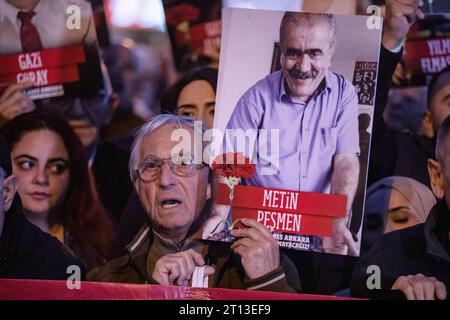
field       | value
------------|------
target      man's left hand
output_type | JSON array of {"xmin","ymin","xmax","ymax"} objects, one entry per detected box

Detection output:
[
  {"xmin": 392, "ymin": 274, "xmax": 447, "ymax": 300},
  {"xmin": 230, "ymin": 218, "xmax": 280, "ymax": 280}
]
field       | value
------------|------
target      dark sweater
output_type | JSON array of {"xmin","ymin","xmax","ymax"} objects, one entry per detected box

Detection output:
[{"xmin": 0, "ymin": 196, "xmax": 85, "ymax": 280}]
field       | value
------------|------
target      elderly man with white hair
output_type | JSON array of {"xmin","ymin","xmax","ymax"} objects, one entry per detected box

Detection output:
[{"xmin": 89, "ymin": 114, "xmax": 301, "ymax": 292}]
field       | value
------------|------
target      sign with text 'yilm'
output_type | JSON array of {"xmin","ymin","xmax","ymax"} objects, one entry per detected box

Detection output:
[
  {"xmin": 204, "ymin": 8, "xmax": 382, "ymax": 257},
  {"xmin": 403, "ymin": 14, "xmax": 450, "ymax": 87},
  {"xmin": 0, "ymin": 0, "xmax": 104, "ymax": 100}
]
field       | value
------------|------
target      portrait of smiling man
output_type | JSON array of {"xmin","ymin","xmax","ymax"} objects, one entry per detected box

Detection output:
[{"xmin": 224, "ymin": 11, "xmax": 361, "ymax": 255}]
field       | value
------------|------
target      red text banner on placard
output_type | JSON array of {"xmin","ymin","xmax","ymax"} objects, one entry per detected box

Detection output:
[
  {"xmin": 0, "ymin": 66, "xmax": 80, "ymax": 87},
  {"xmin": 0, "ymin": 44, "xmax": 86, "ymax": 75},
  {"xmin": 215, "ymin": 184, "xmax": 346, "ymax": 237},
  {"xmin": 404, "ymin": 37, "xmax": 450, "ymax": 74}
]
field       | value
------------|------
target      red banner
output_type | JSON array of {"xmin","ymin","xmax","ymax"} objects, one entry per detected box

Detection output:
[
  {"xmin": 404, "ymin": 37, "xmax": 450, "ymax": 75},
  {"xmin": 0, "ymin": 66, "xmax": 80, "ymax": 87},
  {"xmin": 216, "ymin": 184, "xmax": 346, "ymax": 237},
  {"xmin": 0, "ymin": 44, "xmax": 86, "ymax": 75},
  {"xmin": 0, "ymin": 279, "xmax": 357, "ymax": 300}
]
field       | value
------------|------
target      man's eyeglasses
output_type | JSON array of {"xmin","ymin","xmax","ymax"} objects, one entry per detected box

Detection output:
[{"xmin": 136, "ymin": 156, "xmax": 209, "ymax": 183}]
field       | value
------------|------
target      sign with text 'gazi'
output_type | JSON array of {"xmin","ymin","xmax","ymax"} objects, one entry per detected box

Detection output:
[{"xmin": 0, "ymin": 45, "xmax": 86, "ymax": 97}]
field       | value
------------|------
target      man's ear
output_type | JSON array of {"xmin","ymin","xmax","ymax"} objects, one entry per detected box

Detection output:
[
  {"xmin": 428, "ymin": 159, "xmax": 444, "ymax": 199},
  {"xmin": 422, "ymin": 111, "xmax": 435, "ymax": 138},
  {"xmin": 3, "ymin": 176, "xmax": 17, "ymax": 212}
]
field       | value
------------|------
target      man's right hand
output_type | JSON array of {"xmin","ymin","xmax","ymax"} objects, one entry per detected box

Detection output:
[
  {"xmin": 0, "ymin": 82, "xmax": 36, "ymax": 125},
  {"xmin": 392, "ymin": 273, "xmax": 447, "ymax": 300},
  {"xmin": 152, "ymin": 249, "xmax": 215, "ymax": 286},
  {"xmin": 382, "ymin": 0, "xmax": 425, "ymax": 51}
]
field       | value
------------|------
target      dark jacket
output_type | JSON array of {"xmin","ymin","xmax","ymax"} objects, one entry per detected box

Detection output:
[
  {"xmin": 92, "ymin": 141, "xmax": 134, "ymax": 225},
  {"xmin": 111, "ymin": 191, "xmax": 147, "ymax": 258},
  {"xmin": 89, "ymin": 224, "xmax": 302, "ymax": 293},
  {"xmin": 0, "ymin": 196, "xmax": 86, "ymax": 280},
  {"xmin": 350, "ymin": 199, "xmax": 450, "ymax": 299}
]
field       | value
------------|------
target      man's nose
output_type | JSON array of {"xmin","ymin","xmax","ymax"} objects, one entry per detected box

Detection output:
[
  {"xmin": 295, "ymin": 54, "xmax": 311, "ymax": 72},
  {"xmin": 159, "ymin": 162, "xmax": 176, "ymax": 189}
]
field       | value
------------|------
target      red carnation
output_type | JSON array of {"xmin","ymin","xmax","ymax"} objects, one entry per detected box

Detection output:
[{"xmin": 211, "ymin": 152, "xmax": 256, "ymax": 179}]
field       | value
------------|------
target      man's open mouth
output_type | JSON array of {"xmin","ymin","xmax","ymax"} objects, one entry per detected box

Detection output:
[{"xmin": 160, "ymin": 199, "xmax": 182, "ymax": 209}]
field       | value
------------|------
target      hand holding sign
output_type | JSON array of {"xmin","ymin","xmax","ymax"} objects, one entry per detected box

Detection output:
[
  {"xmin": 383, "ymin": 0, "xmax": 425, "ymax": 51},
  {"xmin": 392, "ymin": 273, "xmax": 447, "ymax": 300},
  {"xmin": 230, "ymin": 218, "xmax": 280, "ymax": 280},
  {"xmin": 0, "ymin": 82, "xmax": 35, "ymax": 126}
]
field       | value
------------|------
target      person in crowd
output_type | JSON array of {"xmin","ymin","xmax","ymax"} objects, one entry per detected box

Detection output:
[
  {"xmin": 0, "ymin": 0, "xmax": 132, "ymax": 224},
  {"xmin": 362, "ymin": 176, "xmax": 436, "ymax": 253},
  {"xmin": 383, "ymin": 88, "xmax": 428, "ymax": 136},
  {"xmin": 161, "ymin": 66, "xmax": 217, "ymax": 129},
  {"xmin": 369, "ymin": 64, "xmax": 450, "ymax": 188},
  {"xmin": 1, "ymin": 111, "xmax": 112, "ymax": 270},
  {"xmin": 89, "ymin": 114, "xmax": 301, "ymax": 292},
  {"xmin": 111, "ymin": 66, "xmax": 218, "ymax": 258},
  {"xmin": 101, "ymin": 43, "xmax": 166, "ymax": 140},
  {"xmin": 0, "ymin": 69, "xmax": 134, "ymax": 226},
  {"xmin": 351, "ymin": 115, "xmax": 450, "ymax": 300},
  {"xmin": 0, "ymin": 134, "xmax": 85, "ymax": 279}
]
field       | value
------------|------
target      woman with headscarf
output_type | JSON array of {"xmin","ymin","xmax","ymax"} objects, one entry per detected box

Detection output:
[{"xmin": 362, "ymin": 176, "xmax": 436, "ymax": 254}]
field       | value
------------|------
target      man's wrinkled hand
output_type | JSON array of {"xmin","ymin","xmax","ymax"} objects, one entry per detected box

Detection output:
[
  {"xmin": 152, "ymin": 249, "xmax": 215, "ymax": 286},
  {"xmin": 392, "ymin": 274, "xmax": 447, "ymax": 300},
  {"xmin": 230, "ymin": 218, "xmax": 280, "ymax": 280}
]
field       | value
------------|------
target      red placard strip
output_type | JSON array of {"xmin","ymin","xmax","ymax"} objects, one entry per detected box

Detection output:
[
  {"xmin": 0, "ymin": 279, "xmax": 359, "ymax": 300},
  {"xmin": 0, "ymin": 66, "xmax": 80, "ymax": 87},
  {"xmin": 215, "ymin": 184, "xmax": 346, "ymax": 236},
  {"xmin": 216, "ymin": 184, "xmax": 346, "ymax": 217},
  {"xmin": 0, "ymin": 44, "xmax": 86, "ymax": 75},
  {"xmin": 233, "ymin": 207, "xmax": 333, "ymax": 236}
]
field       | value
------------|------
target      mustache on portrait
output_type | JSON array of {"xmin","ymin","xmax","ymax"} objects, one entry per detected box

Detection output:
[{"xmin": 289, "ymin": 68, "xmax": 318, "ymax": 80}]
